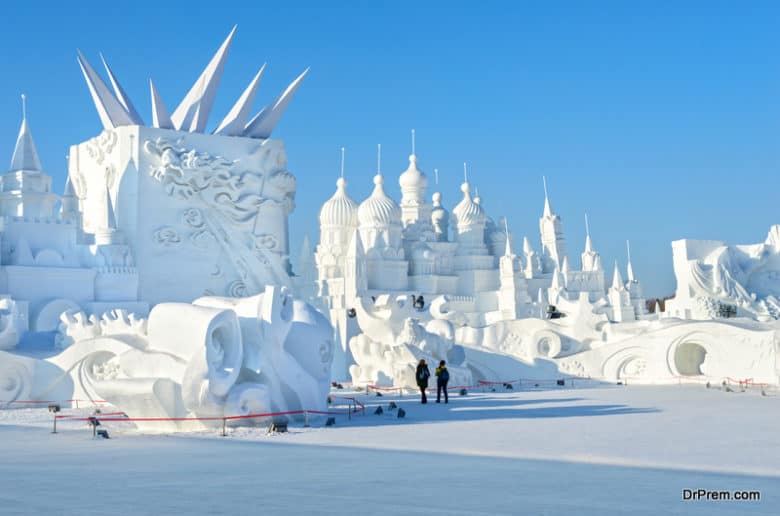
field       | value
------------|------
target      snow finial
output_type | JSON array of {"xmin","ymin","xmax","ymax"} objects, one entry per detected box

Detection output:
[
  {"xmin": 543, "ymin": 176, "xmax": 552, "ymax": 217},
  {"xmin": 585, "ymin": 212, "xmax": 591, "ymax": 237},
  {"xmin": 434, "ymin": 168, "xmax": 439, "ymax": 186},
  {"xmin": 21, "ymin": 93, "xmax": 26, "ymax": 121},
  {"xmin": 340, "ymin": 147, "xmax": 345, "ymax": 179},
  {"xmin": 463, "ymin": 162, "xmax": 468, "ymax": 184},
  {"xmin": 411, "ymin": 128, "xmax": 416, "ymax": 156},
  {"xmin": 376, "ymin": 144, "xmax": 381, "ymax": 175},
  {"xmin": 626, "ymin": 240, "xmax": 635, "ymax": 282}
]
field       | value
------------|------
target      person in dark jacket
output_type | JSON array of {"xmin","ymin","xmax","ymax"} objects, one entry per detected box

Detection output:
[
  {"xmin": 435, "ymin": 360, "xmax": 450, "ymax": 403},
  {"xmin": 415, "ymin": 359, "xmax": 431, "ymax": 404}
]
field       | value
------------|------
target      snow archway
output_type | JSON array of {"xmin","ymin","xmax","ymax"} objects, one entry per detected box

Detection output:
[{"xmin": 674, "ymin": 342, "xmax": 708, "ymax": 376}]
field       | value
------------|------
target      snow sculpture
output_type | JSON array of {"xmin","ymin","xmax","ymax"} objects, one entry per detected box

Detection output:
[
  {"xmin": 70, "ymin": 28, "xmax": 307, "ymax": 305},
  {"xmin": 0, "ymin": 287, "xmax": 332, "ymax": 431},
  {"xmin": 348, "ymin": 295, "xmax": 473, "ymax": 389},
  {"xmin": 666, "ymin": 226, "xmax": 780, "ymax": 321}
]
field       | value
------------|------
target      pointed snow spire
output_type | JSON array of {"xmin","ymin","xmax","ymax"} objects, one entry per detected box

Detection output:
[
  {"xmin": 149, "ymin": 79, "xmax": 174, "ymax": 129},
  {"xmin": 542, "ymin": 176, "xmax": 552, "ymax": 217},
  {"xmin": 626, "ymin": 240, "xmax": 635, "ymax": 282},
  {"xmin": 171, "ymin": 26, "xmax": 237, "ymax": 133},
  {"xmin": 550, "ymin": 265, "xmax": 563, "ymax": 291},
  {"xmin": 504, "ymin": 219, "xmax": 512, "ymax": 256},
  {"xmin": 523, "ymin": 235, "xmax": 533, "ymax": 254},
  {"xmin": 100, "ymin": 53, "xmax": 144, "ymax": 124},
  {"xmin": 561, "ymin": 255, "xmax": 570, "ymax": 275},
  {"xmin": 64, "ymin": 176, "xmax": 76, "ymax": 196},
  {"xmin": 612, "ymin": 261, "xmax": 624, "ymax": 290},
  {"xmin": 10, "ymin": 94, "xmax": 42, "ymax": 173},
  {"xmin": 60, "ymin": 176, "xmax": 79, "ymax": 221},
  {"xmin": 584, "ymin": 212, "xmax": 593, "ymax": 252},
  {"xmin": 76, "ymin": 50, "xmax": 136, "ymax": 130},
  {"xmin": 214, "ymin": 64, "xmax": 266, "ymax": 136},
  {"xmin": 243, "ymin": 67, "xmax": 309, "ymax": 138}
]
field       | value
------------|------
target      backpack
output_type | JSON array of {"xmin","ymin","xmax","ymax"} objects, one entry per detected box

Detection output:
[
  {"xmin": 439, "ymin": 368, "xmax": 450, "ymax": 382},
  {"xmin": 417, "ymin": 366, "xmax": 430, "ymax": 382}
]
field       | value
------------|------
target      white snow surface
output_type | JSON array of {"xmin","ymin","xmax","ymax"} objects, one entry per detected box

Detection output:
[{"xmin": 0, "ymin": 385, "xmax": 777, "ymax": 515}]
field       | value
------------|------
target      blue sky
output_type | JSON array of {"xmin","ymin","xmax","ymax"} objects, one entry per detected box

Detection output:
[{"xmin": 1, "ymin": 1, "xmax": 778, "ymax": 297}]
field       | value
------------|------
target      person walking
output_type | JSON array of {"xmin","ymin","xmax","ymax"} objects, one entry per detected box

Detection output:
[
  {"xmin": 415, "ymin": 359, "xmax": 431, "ymax": 404},
  {"xmin": 435, "ymin": 360, "xmax": 450, "ymax": 403}
]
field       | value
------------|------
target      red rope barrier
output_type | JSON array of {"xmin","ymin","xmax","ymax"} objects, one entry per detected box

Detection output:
[{"xmin": 56, "ymin": 408, "xmax": 342, "ymax": 423}]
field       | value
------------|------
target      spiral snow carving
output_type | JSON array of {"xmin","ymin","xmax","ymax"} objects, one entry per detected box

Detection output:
[
  {"xmin": 147, "ymin": 303, "xmax": 243, "ymax": 402},
  {"xmin": 0, "ymin": 359, "xmax": 33, "ymax": 405}
]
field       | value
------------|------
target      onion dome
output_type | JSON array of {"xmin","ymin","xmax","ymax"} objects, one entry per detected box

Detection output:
[
  {"xmin": 452, "ymin": 182, "xmax": 485, "ymax": 227},
  {"xmin": 358, "ymin": 174, "xmax": 401, "ymax": 227},
  {"xmin": 319, "ymin": 177, "xmax": 358, "ymax": 227},
  {"xmin": 399, "ymin": 154, "xmax": 427, "ymax": 204}
]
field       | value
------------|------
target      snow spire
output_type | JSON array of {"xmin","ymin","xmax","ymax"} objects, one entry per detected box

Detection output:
[
  {"xmin": 561, "ymin": 255, "xmax": 570, "ymax": 275},
  {"xmin": 523, "ymin": 235, "xmax": 533, "ymax": 254},
  {"xmin": 550, "ymin": 265, "xmax": 563, "ymax": 291},
  {"xmin": 105, "ymin": 185, "xmax": 117, "ymax": 230},
  {"xmin": 504, "ymin": 218, "xmax": 512, "ymax": 257},
  {"xmin": 626, "ymin": 240, "xmax": 635, "ymax": 282},
  {"xmin": 434, "ymin": 168, "xmax": 439, "ymax": 186},
  {"xmin": 171, "ymin": 26, "xmax": 237, "ymax": 132},
  {"xmin": 542, "ymin": 176, "xmax": 552, "ymax": 217},
  {"xmin": 376, "ymin": 144, "xmax": 380, "ymax": 176},
  {"xmin": 10, "ymin": 94, "xmax": 42, "ymax": 173},
  {"xmin": 584, "ymin": 212, "xmax": 593, "ymax": 252},
  {"xmin": 149, "ymin": 79, "xmax": 174, "ymax": 129},
  {"xmin": 64, "ymin": 176, "xmax": 76, "ymax": 197},
  {"xmin": 214, "ymin": 64, "xmax": 266, "ymax": 136},
  {"xmin": 411, "ymin": 128, "xmax": 416, "ymax": 156},
  {"xmin": 341, "ymin": 146, "xmax": 346, "ymax": 179},
  {"xmin": 612, "ymin": 261, "xmax": 624, "ymax": 289},
  {"xmin": 463, "ymin": 162, "xmax": 468, "ymax": 184},
  {"xmin": 100, "ymin": 53, "xmax": 144, "ymax": 124},
  {"xmin": 243, "ymin": 67, "xmax": 309, "ymax": 138}
]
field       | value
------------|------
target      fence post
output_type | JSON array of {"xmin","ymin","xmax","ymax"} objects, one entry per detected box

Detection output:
[
  {"xmin": 304, "ymin": 410, "xmax": 310, "ymax": 428},
  {"xmin": 221, "ymin": 417, "xmax": 227, "ymax": 437},
  {"xmin": 51, "ymin": 415, "xmax": 57, "ymax": 434}
]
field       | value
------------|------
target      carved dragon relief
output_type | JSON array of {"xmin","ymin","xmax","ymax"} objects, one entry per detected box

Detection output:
[{"xmin": 143, "ymin": 137, "xmax": 295, "ymax": 295}]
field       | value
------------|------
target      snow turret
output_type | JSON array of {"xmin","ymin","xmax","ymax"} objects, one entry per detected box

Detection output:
[{"xmin": 538, "ymin": 176, "xmax": 567, "ymax": 274}]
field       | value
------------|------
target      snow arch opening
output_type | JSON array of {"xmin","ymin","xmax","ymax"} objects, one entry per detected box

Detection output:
[{"xmin": 674, "ymin": 342, "xmax": 707, "ymax": 376}]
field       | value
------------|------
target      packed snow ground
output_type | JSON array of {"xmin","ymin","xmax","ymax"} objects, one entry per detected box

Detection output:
[{"xmin": 0, "ymin": 385, "xmax": 777, "ymax": 515}]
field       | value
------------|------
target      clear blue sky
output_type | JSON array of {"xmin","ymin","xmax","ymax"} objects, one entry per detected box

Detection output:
[{"xmin": 1, "ymin": 1, "xmax": 778, "ymax": 297}]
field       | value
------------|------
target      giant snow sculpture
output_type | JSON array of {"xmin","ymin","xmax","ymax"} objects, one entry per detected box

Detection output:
[
  {"xmin": 0, "ymin": 27, "xmax": 334, "ymax": 430},
  {"xmin": 0, "ymin": 286, "xmax": 332, "ymax": 431},
  {"xmin": 665, "ymin": 226, "xmax": 780, "ymax": 321}
]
